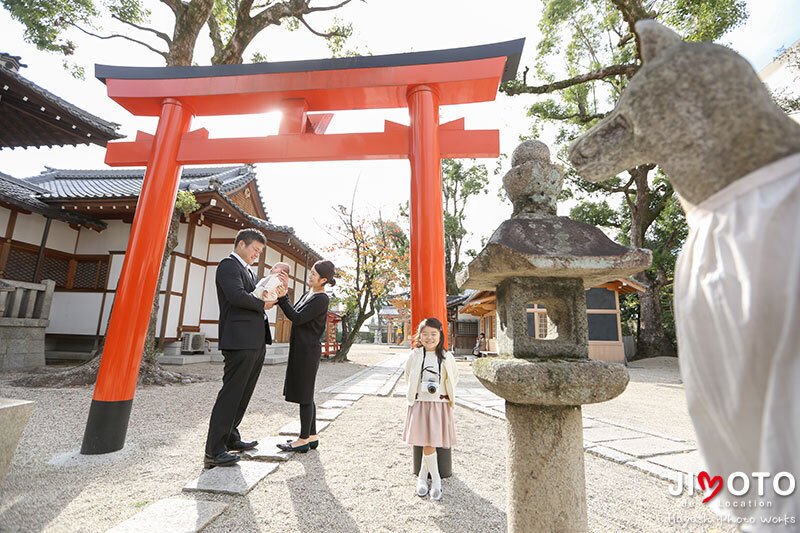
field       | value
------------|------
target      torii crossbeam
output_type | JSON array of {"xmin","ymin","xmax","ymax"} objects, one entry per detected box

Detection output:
[{"xmin": 82, "ymin": 39, "xmax": 524, "ymax": 454}]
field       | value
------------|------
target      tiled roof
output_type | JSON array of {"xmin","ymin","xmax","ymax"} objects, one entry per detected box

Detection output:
[
  {"xmin": 0, "ymin": 171, "xmax": 105, "ymax": 228},
  {"xmin": 26, "ymin": 165, "xmax": 254, "ymax": 199},
  {"xmin": 0, "ymin": 58, "xmax": 122, "ymax": 148}
]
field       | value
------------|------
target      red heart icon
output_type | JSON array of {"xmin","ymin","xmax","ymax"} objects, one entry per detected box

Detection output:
[{"xmin": 698, "ymin": 471, "xmax": 723, "ymax": 503}]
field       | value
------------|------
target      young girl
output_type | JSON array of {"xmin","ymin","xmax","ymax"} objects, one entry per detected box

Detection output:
[{"xmin": 403, "ymin": 317, "xmax": 459, "ymax": 500}]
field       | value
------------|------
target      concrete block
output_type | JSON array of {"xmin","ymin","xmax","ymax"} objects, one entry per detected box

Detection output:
[
  {"xmin": 183, "ymin": 461, "xmax": 278, "ymax": 495},
  {"xmin": 583, "ymin": 425, "xmax": 644, "ymax": 442},
  {"xmin": 0, "ymin": 398, "xmax": 34, "ymax": 483},
  {"xmin": 107, "ymin": 498, "xmax": 228, "ymax": 533},
  {"xmin": 315, "ymin": 409, "xmax": 343, "ymax": 421},
  {"xmin": 333, "ymin": 394, "xmax": 362, "ymax": 401},
  {"xmin": 242, "ymin": 437, "xmax": 292, "ymax": 462}
]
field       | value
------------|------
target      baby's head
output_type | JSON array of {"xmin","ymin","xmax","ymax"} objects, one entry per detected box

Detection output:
[{"xmin": 270, "ymin": 262, "xmax": 291, "ymax": 276}]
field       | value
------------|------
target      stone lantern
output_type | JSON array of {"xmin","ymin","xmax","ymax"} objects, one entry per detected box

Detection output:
[{"xmin": 460, "ymin": 140, "xmax": 651, "ymax": 532}]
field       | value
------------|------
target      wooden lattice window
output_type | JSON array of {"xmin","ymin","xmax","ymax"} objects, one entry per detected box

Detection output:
[
  {"xmin": 40, "ymin": 254, "xmax": 69, "ymax": 287},
  {"xmin": 73, "ymin": 258, "xmax": 110, "ymax": 290},
  {"xmin": 457, "ymin": 321, "xmax": 478, "ymax": 335},
  {"xmin": 3, "ymin": 246, "xmax": 37, "ymax": 282}
]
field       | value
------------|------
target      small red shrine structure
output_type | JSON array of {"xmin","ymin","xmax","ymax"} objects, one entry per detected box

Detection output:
[{"xmin": 81, "ymin": 40, "xmax": 524, "ymax": 454}]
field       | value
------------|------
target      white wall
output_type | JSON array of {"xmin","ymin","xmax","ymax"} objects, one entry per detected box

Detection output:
[
  {"xmin": 175, "ymin": 222, "xmax": 188, "ymax": 255},
  {"xmin": 170, "ymin": 256, "xmax": 187, "ymax": 292},
  {"xmin": 45, "ymin": 219, "xmax": 79, "ymax": 253},
  {"xmin": 211, "ymin": 225, "xmax": 237, "ymax": 239},
  {"xmin": 107, "ymin": 254, "xmax": 126, "ymax": 290},
  {"xmin": 0, "ymin": 206, "xmax": 10, "ymax": 236},
  {"xmin": 208, "ymin": 244, "xmax": 232, "ymax": 263},
  {"xmin": 182, "ymin": 263, "xmax": 205, "ymax": 327},
  {"xmin": 192, "ymin": 224, "xmax": 211, "ymax": 260},
  {"xmin": 201, "ymin": 265, "xmax": 219, "ymax": 322},
  {"xmin": 265, "ymin": 246, "xmax": 281, "ymax": 267},
  {"xmin": 77, "ymin": 220, "xmax": 130, "ymax": 254},
  {"xmin": 11, "ymin": 211, "xmax": 46, "ymax": 245},
  {"xmin": 48, "ymin": 292, "xmax": 104, "ymax": 335}
]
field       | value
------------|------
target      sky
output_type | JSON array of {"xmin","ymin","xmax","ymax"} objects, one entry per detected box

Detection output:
[{"xmin": 1, "ymin": 0, "xmax": 799, "ymax": 261}]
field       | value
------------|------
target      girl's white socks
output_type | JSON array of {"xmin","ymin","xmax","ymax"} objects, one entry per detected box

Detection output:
[
  {"xmin": 424, "ymin": 452, "xmax": 442, "ymax": 501},
  {"xmin": 416, "ymin": 456, "xmax": 430, "ymax": 497}
]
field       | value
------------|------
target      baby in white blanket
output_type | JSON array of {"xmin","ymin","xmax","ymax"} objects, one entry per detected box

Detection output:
[{"xmin": 252, "ymin": 262, "xmax": 290, "ymax": 301}]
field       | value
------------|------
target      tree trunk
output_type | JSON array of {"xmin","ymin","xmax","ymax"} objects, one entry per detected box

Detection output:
[
  {"xmin": 333, "ymin": 309, "xmax": 374, "ymax": 362},
  {"xmin": 167, "ymin": 0, "xmax": 215, "ymax": 66},
  {"xmin": 628, "ymin": 165, "xmax": 676, "ymax": 359}
]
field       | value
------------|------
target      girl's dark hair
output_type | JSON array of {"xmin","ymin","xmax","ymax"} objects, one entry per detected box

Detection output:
[
  {"xmin": 414, "ymin": 317, "xmax": 445, "ymax": 360},
  {"xmin": 313, "ymin": 260, "xmax": 336, "ymax": 287}
]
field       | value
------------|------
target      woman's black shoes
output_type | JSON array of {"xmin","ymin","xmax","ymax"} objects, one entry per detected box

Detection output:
[
  {"xmin": 277, "ymin": 442, "xmax": 310, "ymax": 453},
  {"xmin": 309, "ymin": 440, "xmax": 319, "ymax": 450}
]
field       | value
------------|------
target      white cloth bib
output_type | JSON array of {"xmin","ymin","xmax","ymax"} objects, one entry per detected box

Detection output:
[{"xmin": 675, "ymin": 152, "xmax": 800, "ymax": 526}]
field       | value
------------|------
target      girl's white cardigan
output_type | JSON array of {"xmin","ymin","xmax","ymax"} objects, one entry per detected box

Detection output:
[{"xmin": 404, "ymin": 347, "xmax": 459, "ymax": 407}]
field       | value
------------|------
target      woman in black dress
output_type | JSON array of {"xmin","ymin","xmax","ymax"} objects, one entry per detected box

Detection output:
[{"xmin": 276, "ymin": 260, "xmax": 336, "ymax": 453}]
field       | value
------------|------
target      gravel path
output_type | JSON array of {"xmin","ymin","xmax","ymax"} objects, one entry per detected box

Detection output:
[{"xmin": 1, "ymin": 351, "xmax": 731, "ymax": 532}]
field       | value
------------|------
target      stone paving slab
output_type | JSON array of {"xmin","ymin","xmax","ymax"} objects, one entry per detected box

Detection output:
[
  {"xmin": 320, "ymin": 400, "xmax": 353, "ymax": 409},
  {"xmin": 183, "ymin": 461, "xmax": 278, "ymax": 495},
  {"xmin": 321, "ymin": 354, "xmax": 406, "ymax": 395},
  {"xmin": 278, "ymin": 420, "xmax": 330, "ymax": 436},
  {"xmin": 585, "ymin": 445, "xmax": 638, "ymax": 465},
  {"xmin": 107, "ymin": 498, "xmax": 228, "ymax": 533},
  {"xmin": 583, "ymin": 425, "xmax": 647, "ymax": 442},
  {"xmin": 581, "ymin": 418, "xmax": 604, "ymax": 428},
  {"xmin": 242, "ymin": 436, "xmax": 292, "ymax": 462},
  {"xmin": 315, "ymin": 408, "xmax": 344, "ymax": 421},
  {"xmin": 647, "ymin": 450, "xmax": 706, "ymax": 474},
  {"xmin": 600, "ymin": 436, "xmax": 696, "ymax": 458},
  {"xmin": 334, "ymin": 393, "xmax": 363, "ymax": 401},
  {"xmin": 628, "ymin": 459, "xmax": 684, "ymax": 483}
]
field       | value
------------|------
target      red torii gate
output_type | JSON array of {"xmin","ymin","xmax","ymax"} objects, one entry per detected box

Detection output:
[{"xmin": 81, "ymin": 40, "xmax": 524, "ymax": 454}]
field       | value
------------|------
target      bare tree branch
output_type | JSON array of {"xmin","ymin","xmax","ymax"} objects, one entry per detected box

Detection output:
[
  {"xmin": 71, "ymin": 24, "xmax": 168, "ymax": 60},
  {"xmin": 297, "ymin": 15, "xmax": 343, "ymax": 37},
  {"xmin": 502, "ymin": 63, "xmax": 638, "ymax": 95},
  {"xmin": 160, "ymin": 0, "xmax": 182, "ymax": 15},
  {"xmin": 207, "ymin": 14, "xmax": 225, "ymax": 58},
  {"xmin": 305, "ymin": 0, "xmax": 354, "ymax": 13},
  {"xmin": 111, "ymin": 14, "xmax": 172, "ymax": 45}
]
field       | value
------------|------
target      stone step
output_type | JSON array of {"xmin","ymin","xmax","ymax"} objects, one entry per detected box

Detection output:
[
  {"xmin": 333, "ymin": 393, "xmax": 362, "ymax": 401},
  {"xmin": 315, "ymin": 408, "xmax": 343, "ymax": 421},
  {"xmin": 107, "ymin": 498, "xmax": 228, "ymax": 533},
  {"xmin": 278, "ymin": 420, "xmax": 330, "ymax": 436},
  {"xmin": 241, "ymin": 436, "xmax": 292, "ymax": 462},
  {"xmin": 183, "ymin": 461, "xmax": 278, "ymax": 495},
  {"xmin": 319, "ymin": 400, "xmax": 352, "ymax": 409}
]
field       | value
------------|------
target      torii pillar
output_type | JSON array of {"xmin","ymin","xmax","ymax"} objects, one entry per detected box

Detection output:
[{"xmin": 82, "ymin": 39, "xmax": 524, "ymax": 454}]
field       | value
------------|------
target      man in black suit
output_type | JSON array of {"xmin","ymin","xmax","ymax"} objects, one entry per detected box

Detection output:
[{"xmin": 204, "ymin": 228, "xmax": 276, "ymax": 468}]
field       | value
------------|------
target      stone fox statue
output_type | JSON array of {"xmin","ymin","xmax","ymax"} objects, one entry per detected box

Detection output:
[{"xmin": 570, "ymin": 20, "xmax": 800, "ymax": 525}]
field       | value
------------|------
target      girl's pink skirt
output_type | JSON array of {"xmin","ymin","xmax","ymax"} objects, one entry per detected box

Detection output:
[{"xmin": 403, "ymin": 401, "xmax": 456, "ymax": 448}]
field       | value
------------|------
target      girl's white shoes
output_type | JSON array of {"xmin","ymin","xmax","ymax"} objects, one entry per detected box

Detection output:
[
  {"xmin": 416, "ymin": 476, "xmax": 429, "ymax": 497},
  {"xmin": 430, "ymin": 478, "xmax": 443, "ymax": 501}
]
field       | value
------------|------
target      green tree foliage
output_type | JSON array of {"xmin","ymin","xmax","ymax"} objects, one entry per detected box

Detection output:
[
  {"xmin": 3, "ymin": 0, "xmax": 360, "ymax": 69},
  {"xmin": 327, "ymin": 205, "xmax": 409, "ymax": 362},
  {"xmin": 441, "ymin": 159, "xmax": 489, "ymax": 294},
  {"xmin": 502, "ymin": 0, "xmax": 746, "ymax": 358}
]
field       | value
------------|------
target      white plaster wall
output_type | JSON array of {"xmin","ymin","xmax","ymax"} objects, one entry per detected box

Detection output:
[
  {"xmin": 154, "ymin": 294, "xmax": 165, "ymax": 334},
  {"xmin": 201, "ymin": 265, "xmax": 219, "ymax": 321},
  {"xmin": 165, "ymin": 295, "xmax": 181, "ymax": 338},
  {"xmin": 296, "ymin": 264, "xmax": 306, "ymax": 284},
  {"xmin": 0, "ymin": 206, "xmax": 10, "ymax": 236},
  {"xmin": 170, "ymin": 256, "xmax": 187, "ymax": 293},
  {"xmin": 192, "ymin": 224, "xmax": 211, "ymax": 260},
  {"xmin": 211, "ymin": 225, "xmax": 237, "ymax": 239},
  {"xmin": 176, "ymin": 223, "xmax": 188, "ymax": 254},
  {"xmin": 11, "ymin": 212, "xmax": 46, "ymax": 245},
  {"xmin": 182, "ymin": 263, "xmax": 205, "ymax": 326},
  {"xmin": 45, "ymin": 220, "xmax": 79, "ymax": 253},
  {"xmin": 48, "ymin": 292, "xmax": 104, "ymax": 335},
  {"xmin": 284, "ymin": 257, "xmax": 296, "ymax": 276},
  {"xmin": 208, "ymin": 244, "xmax": 232, "ymax": 263},
  {"xmin": 107, "ymin": 254, "xmax": 125, "ymax": 290},
  {"xmin": 265, "ymin": 246, "xmax": 281, "ymax": 267},
  {"xmin": 200, "ymin": 322, "xmax": 219, "ymax": 340},
  {"xmin": 77, "ymin": 220, "xmax": 131, "ymax": 254},
  {"xmin": 100, "ymin": 293, "xmax": 114, "ymax": 331}
]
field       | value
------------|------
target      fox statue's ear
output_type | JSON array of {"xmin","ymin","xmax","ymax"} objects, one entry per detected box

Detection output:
[{"xmin": 635, "ymin": 20, "xmax": 682, "ymax": 63}]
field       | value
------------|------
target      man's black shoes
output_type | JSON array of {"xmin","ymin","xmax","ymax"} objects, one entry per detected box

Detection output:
[
  {"xmin": 227, "ymin": 439, "xmax": 258, "ymax": 452},
  {"xmin": 204, "ymin": 451, "xmax": 241, "ymax": 469}
]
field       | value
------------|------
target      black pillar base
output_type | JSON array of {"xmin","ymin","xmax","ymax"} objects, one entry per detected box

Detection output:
[
  {"xmin": 80, "ymin": 399, "xmax": 133, "ymax": 455},
  {"xmin": 412, "ymin": 446, "xmax": 452, "ymax": 478}
]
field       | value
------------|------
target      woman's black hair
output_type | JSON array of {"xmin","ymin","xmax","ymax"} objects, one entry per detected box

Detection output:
[
  {"xmin": 414, "ymin": 317, "xmax": 445, "ymax": 361},
  {"xmin": 313, "ymin": 260, "xmax": 336, "ymax": 287}
]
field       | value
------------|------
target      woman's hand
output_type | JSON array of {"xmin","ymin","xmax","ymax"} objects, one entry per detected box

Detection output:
[
  {"xmin": 263, "ymin": 299, "xmax": 278, "ymax": 310},
  {"xmin": 275, "ymin": 284, "xmax": 288, "ymax": 298}
]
